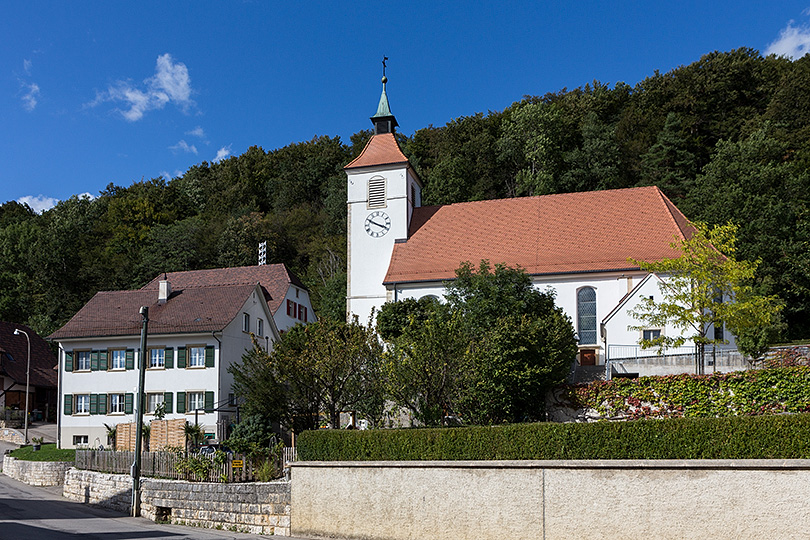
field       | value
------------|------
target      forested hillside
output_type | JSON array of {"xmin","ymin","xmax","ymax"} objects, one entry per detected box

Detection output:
[{"xmin": 2, "ymin": 48, "xmax": 808, "ymax": 340}]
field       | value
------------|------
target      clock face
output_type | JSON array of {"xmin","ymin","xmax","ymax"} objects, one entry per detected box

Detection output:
[{"xmin": 364, "ymin": 210, "xmax": 391, "ymax": 238}]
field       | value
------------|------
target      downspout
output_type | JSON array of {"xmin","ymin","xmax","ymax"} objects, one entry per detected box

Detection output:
[
  {"xmin": 211, "ymin": 331, "xmax": 222, "ymax": 440},
  {"xmin": 57, "ymin": 344, "xmax": 63, "ymax": 448}
]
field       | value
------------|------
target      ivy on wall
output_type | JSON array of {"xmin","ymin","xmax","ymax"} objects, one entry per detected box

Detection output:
[{"xmin": 558, "ymin": 365, "xmax": 810, "ymax": 421}]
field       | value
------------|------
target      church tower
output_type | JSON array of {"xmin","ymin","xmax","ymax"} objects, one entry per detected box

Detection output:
[{"xmin": 345, "ymin": 70, "xmax": 422, "ymax": 323}]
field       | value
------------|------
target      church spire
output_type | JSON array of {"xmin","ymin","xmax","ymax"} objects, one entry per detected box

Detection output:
[{"xmin": 371, "ymin": 56, "xmax": 398, "ymax": 135}]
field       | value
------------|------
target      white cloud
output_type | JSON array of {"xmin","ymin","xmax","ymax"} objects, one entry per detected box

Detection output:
[
  {"xmin": 90, "ymin": 53, "xmax": 195, "ymax": 121},
  {"xmin": 23, "ymin": 59, "xmax": 32, "ymax": 76},
  {"xmin": 186, "ymin": 126, "xmax": 206, "ymax": 139},
  {"xmin": 78, "ymin": 192, "xmax": 95, "ymax": 201},
  {"xmin": 213, "ymin": 145, "xmax": 232, "ymax": 163},
  {"xmin": 21, "ymin": 82, "xmax": 40, "ymax": 111},
  {"xmin": 766, "ymin": 19, "xmax": 810, "ymax": 59},
  {"xmin": 17, "ymin": 195, "xmax": 58, "ymax": 213},
  {"xmin": 169, "ymin": 139, "xmax": 198, "ymax": 154},
  {"xmin": 160, "ymin": 170, "xmax": 184, "ymax": 181}
]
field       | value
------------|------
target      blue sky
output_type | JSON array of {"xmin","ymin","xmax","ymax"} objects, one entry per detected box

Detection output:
[{"xmin": 3, "ymin": 1, "xmax": 810, "ymax": 211}]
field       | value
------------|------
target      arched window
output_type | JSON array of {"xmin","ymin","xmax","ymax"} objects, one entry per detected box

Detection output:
[{"xmin": 577, "ymin": 287, "xmax": 597, "ymax": 345}]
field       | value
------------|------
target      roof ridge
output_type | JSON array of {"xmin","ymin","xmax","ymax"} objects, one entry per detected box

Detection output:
[
  {"xmin": 652, "ymin": 186, "xmax": 693, "ymax": 241},
  {"xmin": 344, "ymin": 132, "xmax": 409, "ymax": 169}
]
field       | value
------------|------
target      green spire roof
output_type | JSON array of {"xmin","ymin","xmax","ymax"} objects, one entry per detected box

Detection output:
[{"xmin": 372, "ymin": 76, "xmax": 393, "ymax": 119}]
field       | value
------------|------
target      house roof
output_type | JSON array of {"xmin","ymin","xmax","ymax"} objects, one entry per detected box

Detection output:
[
  {"xmin": 344, "ymin": 133, "xmax": 410, "ymax": 170},
  {"xmin": 384, "ymin": 186, "xmax": 694, "ymax": 284},
  {"xmin": 48, "ymin": 284, "xmax": 262, "ymax": 340},
  {"xmin": 140, "ymin": 264, "xmax": 306, "ymax": 315},
  {"xmin": 0, "ymin": 321, "xmax": 57, "ymax": 389}
]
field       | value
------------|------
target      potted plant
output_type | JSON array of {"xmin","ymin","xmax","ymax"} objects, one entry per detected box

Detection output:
[{"xmin": 31, "ymin": 436, "xmax": 43, "ymax": 451}]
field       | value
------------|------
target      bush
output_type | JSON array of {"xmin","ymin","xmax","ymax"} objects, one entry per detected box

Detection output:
[{"xmin": 297, "ymin": 413, "xmax": 810, "ymax": 461}]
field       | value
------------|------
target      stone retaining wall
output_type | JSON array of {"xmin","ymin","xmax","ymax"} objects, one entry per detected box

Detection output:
[
  {"xmin": 63, "ymin": 468, "xmax": 290, "ymax": 536},
  {"xmin": 291, "ymin": 459, "xmax": 810, "ymax": 540},
  {"xmin": 2, "ymin": 455, "xmax": 72, "ymax": 486},
  {"xmin": 0, "ymin": 427, "xmax": 24, "ymax": 444}
]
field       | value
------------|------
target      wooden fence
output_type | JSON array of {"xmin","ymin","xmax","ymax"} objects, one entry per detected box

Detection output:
[{"xmin": 75, "ymin": 449, "xmax": 280, "ymax": 482}]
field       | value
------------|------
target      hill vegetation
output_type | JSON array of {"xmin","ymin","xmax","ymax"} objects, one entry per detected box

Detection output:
[{"xmin": 2, "ymin": 48, "xmax": 808, "ymax": 340}]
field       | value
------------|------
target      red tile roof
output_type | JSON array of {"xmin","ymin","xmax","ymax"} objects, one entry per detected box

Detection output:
[
  {"xmin": 140, "ymin": 264, "xmax": 305, "ymax": 315},
  {"xmin": 344, "ymin": 133, "xmax": 410, "ymax": 170},
  {"xmin": 0, "ymin": 321, "xmax": 57, "ymax": 388},
  {"xmin": 49, "ymin": 284, "xmax": 261, "ymax": 340},
  {"xmin": 383, "ymin": 186, "xmax": 694, "ymax": 284}
]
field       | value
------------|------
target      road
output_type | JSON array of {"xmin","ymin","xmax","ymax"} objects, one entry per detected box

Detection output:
[{"xmin": 0, "ymin": 472, "xmax": 310, "ymax": 540}]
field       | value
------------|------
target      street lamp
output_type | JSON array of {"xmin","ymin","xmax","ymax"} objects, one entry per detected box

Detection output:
[{"xmin": 13, "ymin": 329, "xmax": 31, "ymax": 444}]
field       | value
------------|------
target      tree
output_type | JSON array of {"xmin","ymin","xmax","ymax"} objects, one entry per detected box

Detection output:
[
  {"xmin": 630, "ymin": 222, "xmax": 782, "ymax": 374},
  {"xmin": 383, "ymin": 303, "xmax": 468, "ymax": 426},
  {"xmin": 446, "ymin": 261, "xmax": 577, "ymax": 424}
]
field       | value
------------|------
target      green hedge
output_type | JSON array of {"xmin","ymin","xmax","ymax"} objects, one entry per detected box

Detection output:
[
  {"xmin": 560, "ymin": 366, "xmax": 810, "ymax": 420},
  {"xmin": 297, "ymin": 413, "xmax": 810, "ymax": 461}
]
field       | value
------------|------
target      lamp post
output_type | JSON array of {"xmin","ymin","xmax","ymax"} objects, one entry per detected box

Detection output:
[{"xmin": 13, "ymin": 329, "xmax": 31, "ymax": 444}]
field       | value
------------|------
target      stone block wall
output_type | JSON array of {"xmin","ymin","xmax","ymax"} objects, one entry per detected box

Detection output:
[
  {"xmin": 63, "ymin": 468, "xmax": 290, "ymax": 536},
  {"xmin": 0, "ymin": 427, "xmax": 24, "ymax": 444},
  {"xmin": 2, "ymin": 455, "xmax": 72, "ymax": 486}
]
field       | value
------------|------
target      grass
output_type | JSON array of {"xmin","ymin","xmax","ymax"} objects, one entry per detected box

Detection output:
[{"xmin": 9, "ymin": 443, "xmax": 75, "ymax": 462}]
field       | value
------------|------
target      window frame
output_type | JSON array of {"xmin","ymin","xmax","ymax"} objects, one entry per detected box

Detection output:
[
  {"xmin": 109, "ymin": 393, "xmax": 126, "ymax": 414},
  {"xmin": 148, "ymin": 348, "xmax": 165, "ymax": 369},
  {"xmin": 187, "ymin": 391, "xmax": 205, "ymax": 413},
  {"xmin": 75, "ymin": 350, "xmax": 92, "ymax": 371},
  {"xmin": 257, "ymin": 318, "xmax": 264, "ymax": 337},
  {"xmin": 576, "ymin": 286, "xmax": 598, "ymax": 346},
  {"xmin": 75, "ymin": 394, "xmax": 90, "ymax": 415},
  {"xmin": 146, "ymin": 392, "xmax": 164, "ymax": 414},
  {"xmin": 109, "ymin": 349, "xmax": 127, "ymax": 371},
  {"xmin": 188, "ymin": 346, "xmax": 206, "ymax": 368},
  {"xmin": 73, "ymin": 435, "xmax": 89, "ymax": 446},
  {"xmin": 642, "ymin": 329, "xmax": 662, "ymax": 342},
  {"xmin": 243, "ymin": 313, "xmax": 250, "ymax": 333}
]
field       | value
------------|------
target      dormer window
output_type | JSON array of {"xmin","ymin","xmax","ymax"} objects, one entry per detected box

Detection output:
[{"xmin": 368, "ymin": 176, "xmax": 387, "ymax": 208}]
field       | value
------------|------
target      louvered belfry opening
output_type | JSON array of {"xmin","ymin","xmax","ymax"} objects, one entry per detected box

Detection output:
[{"xmin": 368, "ymin": 176, "xmax": 387, "ymax": 208}]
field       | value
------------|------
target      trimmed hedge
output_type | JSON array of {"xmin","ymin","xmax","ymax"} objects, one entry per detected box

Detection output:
[{"xmin": 297, "ymin": 413, "xmax": 810, "ymax": 461}]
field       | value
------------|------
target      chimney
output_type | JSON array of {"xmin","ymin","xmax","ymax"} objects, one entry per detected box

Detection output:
[{"xmin": 158, "ymin": 276, "xmax": 172, "ymax": 304}]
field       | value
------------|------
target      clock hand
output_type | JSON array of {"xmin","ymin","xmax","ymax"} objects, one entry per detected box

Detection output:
[{"xmin": 369, "ymin": 219, "xmax": 386, "ymax": 228}]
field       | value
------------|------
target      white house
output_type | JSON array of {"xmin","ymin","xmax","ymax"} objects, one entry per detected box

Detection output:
[
  {"xmin": 346, "ymin": 77, "xmax": 737, "ymax": 376},
  {"xmin": 50, "ymin": 264, "xmax": 315, "ymax": 449}
]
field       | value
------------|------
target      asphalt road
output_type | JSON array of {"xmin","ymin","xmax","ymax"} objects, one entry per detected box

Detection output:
[{"xmin": 0, "ymin": 472, "xmax": 310, "ymax": 540}]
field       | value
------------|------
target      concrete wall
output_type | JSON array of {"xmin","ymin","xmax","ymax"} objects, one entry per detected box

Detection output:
[
  {"xmin": 63, "ymin": 468, "xmax": 291, "ymax": 536},
  {"xmin": 291, "ymin": 460, "xmax": 810, "ymax": 540},
  {"xmin": 0, "ymin": 427, "xmax": 24, "ymax": 444},
  {"xmin": 2, "ymin": 455, "xmax": 72, "ymax": 486}
]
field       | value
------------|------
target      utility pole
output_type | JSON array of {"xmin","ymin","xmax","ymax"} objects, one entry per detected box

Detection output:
[{"xmin": 132, "ymin": 306, "xmax": 148, "ymax": 517}]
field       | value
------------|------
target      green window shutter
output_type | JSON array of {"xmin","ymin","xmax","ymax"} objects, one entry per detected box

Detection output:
[
  {"xmin": 204, "ymin": 391, "xmax": 214, "ymax": 413},
  {"xmin": 98, "ymin": 393, "xmax": 107, "ymax": 415},
  {"xmin": 65, "ymin": 352, "xmax": 73, "ymax": 372},
  {"xmin": 177, "ymin": 347, "xmax": 186, "ymax": 368},
  {"xmin": 90, "ymin": 394, "xmax": 98, "ymax": 415},
  {"xmin": 205, "ymin": 346, "xmax": 215, "ymax": 368},
  {"xmin": 125, "ymin": 393, "xmax": 134, "ymax": 414},
  {"xmin": 64, "ymin": 394, "xmax": 72, "ymax": 415},
  {"xmin": 125, "ymin": 349, "xmax": 134, "ymax": 370},
  {"xmin": 90, "ymin": 351, "xmax": 99, "ymax": 371},
  {"xmin": 99, "ymin": 351, "xmax": 108, "ymax": 371},
  {"xmin": 164, "ymin": 392, "xmax": 173, "ymax": 414},
  {"xmin": 164, "ymin": 347, "xmax": 174, "ymax": 369},
  {"xmin": 176, "ymin": 392, "xmax": 186, "ymax": 414}
]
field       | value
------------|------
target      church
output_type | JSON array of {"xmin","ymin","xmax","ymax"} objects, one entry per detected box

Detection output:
[{"xmin": 345, "ymin": 75, "xmax": 739, "ymax": 377}]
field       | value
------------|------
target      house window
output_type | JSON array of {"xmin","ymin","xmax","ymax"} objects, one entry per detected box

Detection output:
[
  {"xmin": 287, "ymin": 299, "xmax": 296, "ymax": 317},
  {"xmin": 714, "ymin": 322, "xmax": 724, "ymax": 341},
  {"xmin": 187, "ymin": 391, "xmax": 205, "ymax": 412},
  {"xmin": 147, "ymin": 393, "xmax": 164, "ymax": 414},
  {"xmin": 109, "ymin": 393, "xmax": 126, "ymax": 414},
  {"xmin": 577, "ymin": 287, "xmax": 597, "ymax": 345},
  {"xmin": 75, "ymin": 394, "xmax": 90, "ymax": 415},
  {"xmin": 189, "ymin": 346, "xmax": 205, "ymax": 368},
  {"xmin": 643, "ymin": 329, "xmax": 662, "ymax": 342},
  {"xmin": 73, "ymin": 435, "xmax": 89, "ymax": 446},
  {"xmin": 149, "ymin": 349, "xmax": 165, "ymax": 369},
  {"xmin": 76, "ymin": 351, "xmax": 91, "ymax": 371},
  {"xmin": 298, "ymin": 305, "xmax": 308, "ymax": 322},
  {"xmin": 228, "ymin": 393, "xmax": 236, "ymax": 406},
  {"xmin": 110, "ymin": 350, "xmax": 126, "ymax": 370},
  {"xmin": 368, "ymin": 176, "xmax": 387, "ymax": 208},
  {"xmin": 243, "ymin": 313, "xmax": 250, "ymax": 332}
]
